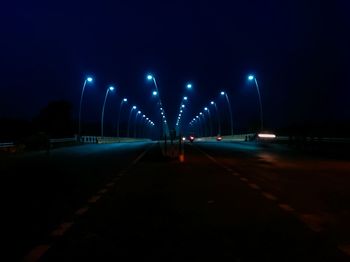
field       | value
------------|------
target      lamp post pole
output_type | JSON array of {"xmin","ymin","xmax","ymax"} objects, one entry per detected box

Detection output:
[
  {"xmin": 221, "ymin": 91, "xmax": 233, "ymax": 136},
  {"xmin": 117, "ymin": 98, "xmax": 127, "ymax": 138},
  {"xmin": 211, "ymin": 101, "xmax": 221, "ymax": 136},
  {"xmin": 127, "ymin": 106, "xmax": 137, "ymax": 137},
  {"xmin": 78, "ymin": 77, "xmax": 93, "ymax": 138},
  {"xmin": 248, "ymin": 75, "xmax": 264, "ymax": 131},
  {"xmin": 101, "ymin": 86, "xmax": 115, "ymax": 138}
]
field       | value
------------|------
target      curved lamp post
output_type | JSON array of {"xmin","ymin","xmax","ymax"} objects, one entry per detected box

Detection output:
[
  {"xmin": 220, "ymin": 91, "xmax": 233, "ymax": 136},
  {"xmin": 101, "ymin": 86, "xmax": 115, "ymax": 138},
  {"xmin": 211, "ymin": 101, "xmax": 221, "ymax": 136},
  {"xmin": 78, "ymin": 76, "xmax": 93, "ymax": 137},
  {"xmin": 147, "ymin": 74, "xmax": 169, "ymax": 137},
  {"xmin": 127, "ymin": 106, "xmax": 137, "ymax": 137},
  {"xmin": 248, "ymin": 75, "xmax": 264, "ymax": 131},
  {"xmin": 133, "ymin": 111, "xmax": 142, "ymax": 138},
  {"xmin": 117, "ymin": 98, "xmax": 127, "ymax": 138},
  {"xmin": 204, "ymin": 107, "xmax": 213, "ymax": 137}
]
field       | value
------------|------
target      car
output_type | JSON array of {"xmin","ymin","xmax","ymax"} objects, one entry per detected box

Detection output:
[
  {"xmin": 189, "ymin": 135, "xmax": 195, "ymax": 143},
  {"xmin": 216, "ymin": 136, "xmax": 222, "ymax": 141}
]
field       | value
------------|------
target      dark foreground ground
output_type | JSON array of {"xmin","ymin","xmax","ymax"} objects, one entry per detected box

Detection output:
[{"xmin": 1, "ymin": 141, "xmax": 350, "ymax": 261}]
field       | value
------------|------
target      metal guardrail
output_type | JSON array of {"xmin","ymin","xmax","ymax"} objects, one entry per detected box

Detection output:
[
  {"xmin": 50, "ymin": 137, "xmax": 77, "ymax": 143},
  {"xmin": 0, "ymin": 142, "xmax": 15, "ymax": 148}
]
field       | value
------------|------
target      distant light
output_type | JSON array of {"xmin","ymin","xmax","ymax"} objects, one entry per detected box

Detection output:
[
  {"xmin": 132, "ymin": 106, "xmax": 137, "ymax": 109},
  {"xmin": 220, "ymin": 91, "xmax": 225, "ymax": 95},
  {"xmin": 147, "ymin": 74, "xmax": 153, "ymax": 80},
  {"xmin": 258, "ymin": 133, "xmax": 276, "ymax": 139},
  {"xmin": 87, "ymin": 77, "xmax": 93, "ymax": 82},
  {"xmin": 146, "ymin": 118, "xmax": 149, "ymax": 120},
  {"xmin": 187, "ymin": 83, "xmax": 192, "ymax": 89},
  {"xmin": 183, "ymin": 96, "xmax": 188, "ymax": 100},
  {"xmin": 182, "ymin": 137, "xmax": 186, "ymax": 141},
  {"xmin": 199, "ymin": 112, "xmax": 203, "ymax": 115},
  {"xmin": 142, "ymin": 115, "xmax": 145, "ymax": 117},
  {"xmin": 181, "ymin": 104, "xmax": 185, "ymax": 108},
  {"xmin": 109, "ymin": 86, "xmax": 115, "ymax": 91},
  {"xmin": 210, "ymin": 101, "xmax": 214, "ymax": 105},
  {"xmin": 196, "ymin": 116, "xmax": 199, "ymax": 118},
  {"xmin": 160, "ymin": 107, "xmax": 163, "ymax": 111},
  {"xmin": 137, "ymin": 111, "xmax": 141, "ymax": 114},
  {"xmin": 152, "ymin": 91, "xmax": 158, "ymax": 96},
  {"xmin": 248, "ymin": 75, "xmax": 255, "ymax": 81},
  {"xmin": 204, "ymin": 107, "xmax": 208, "ymax": 111},
  {"xmin": 161, "ymin": 112, "xmax": 164, "ymax": 115},
  {"xmin": 180, "ymin": 110, "xmax": 183, "ymax": 113},
  {"xmin": 123, "ymin": 98, "xmax": 128, "ymax": 102}
]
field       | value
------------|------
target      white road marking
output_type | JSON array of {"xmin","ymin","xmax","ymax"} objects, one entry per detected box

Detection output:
[
  {"xmin": 338, "ymin": 244, "xmax": 350, "ymax": 256},
  {"xmin": 22, "ymin": 244, "xmax": 51, "ymax": 262},
  {"xmin": 98, "ymin": 189, "xmax": 108, "ymax": 194},
  {"xmin": 248, "ymin": 183, "xmax": 261, "ymax": 190},
  {"xmin": 132, "ymin": 146, "xmax": 152, "ymax": 165},
  {"xmin": 88, "ymin": 195, "xmax": 101, "ymax": 203},
  {"xmin": 278, "ymin": 203, "xmax": 295, "ymax": 212},
  {"xmin": 240, "ymin": 177, "xmax": 249, "ymax": 182},
  {"xmin": 75, "ymin": 207, "xmax": 89, "ymax": 216},
  {"xmin": 51, "ymin": 222, "xmax": 74, "ymax": 237},
  {"xmin": 261, "ymin": 192, "xmax": 278, "ymax": 201},
  {"xmin": 298, "ymin": 214, "xmax": 325, "ymax": 232}
]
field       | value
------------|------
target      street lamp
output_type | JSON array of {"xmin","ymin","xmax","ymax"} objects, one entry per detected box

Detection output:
[
  {"xmin": 147, "ymin": 74, "xmax": 168, "ymax": 137},
  {"xmin": 78, "ymin": 76, "xmax": 93, "ymax": 138},
  {"xmin": 248, "ymin": 75, "xmax": 264, "ymax": 131},
  {"xmin": 204, "ymin": 107, "xmax": 213, "ymax": 137},
  {"xmin": 210, "ymin": 101, "xmax": 221, "ymax": 136},
  {"xmin": 127, "ymin": 106, "xmax": 137, "ymax": 137},
  {"xmin": 117, "ymin": 98, "xmax": 127, "ymax": 138},
  {"xmin": 101, "ymin": 86, "xmax": 115, "ymax": 138},
  {"xmin": 187, "ymin": 83, "xmax": 192, "ymax": 89},
  {"xmin": 133, "ymin": 111, "xmax": 141, "ymax": 138},
  {"xmin": 220, "ymin": 91, "xmax": 233, "ymax": 136}
]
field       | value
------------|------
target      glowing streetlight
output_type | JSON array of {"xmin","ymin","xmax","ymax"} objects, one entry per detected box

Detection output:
[
  {"xmin": 127, "ymin": 105, "xmax": 137, "ymax": 137},
  {"xmin": 204, "ymin": 107, "xmax": 213, "ymax": 137},
  {"xmin": 187, "ymin": 83, "xmax": 192, "ymax": 89},
  {"xmin": 210, "ymin": 101, "xmax": 221, "ymax": 136},
  {"xmin": 117, "ymin": 98, "xmax": 128, "ymax": 138},
  {"xmin": 152, "ymin": 91, "xmax": 158, "ymax": 96},
  {"xmin": 248, "ymin": 74, "xmax": 264, "ymax": 131},
  {"xmin": 133, "ymin": 111, "xmax": 142, "ymax": 138},
  {"xmin": 220, "ymin": 91, "xmax": 233, "ymax": 136},
  {"xmin": 101, "ymin": 86, "xmax": 115, "ymax": 137},
  {"xmin": 78, "ymin": 76, "xmax": 93, "ymax": 137}
]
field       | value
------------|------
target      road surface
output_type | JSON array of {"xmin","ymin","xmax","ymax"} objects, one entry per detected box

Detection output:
[{"xmin": 1, "ymin": 141, "xmax": 349, "ymax": 261}]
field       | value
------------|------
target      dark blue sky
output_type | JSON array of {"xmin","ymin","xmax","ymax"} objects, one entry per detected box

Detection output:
[{"xmin": 0, "ymin": 0, "xmax": 349, "ymax": 133}]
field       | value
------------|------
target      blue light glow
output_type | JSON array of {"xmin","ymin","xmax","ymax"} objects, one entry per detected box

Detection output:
[
  {"xmin": 147, "ymin": 75, "xmax": 153, "ymax": 80},
  {"xmin": 248, "ymin": 75, "xmax": 255, "ymax": 81},
  {"xmin": 87, "ymin": 77, "xmax": 93, "ymax": 82}
]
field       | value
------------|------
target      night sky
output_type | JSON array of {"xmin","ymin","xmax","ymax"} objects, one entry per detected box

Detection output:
[{"xmin": 1, "ymin": 0, "xmax": 349, "ymax": 134}]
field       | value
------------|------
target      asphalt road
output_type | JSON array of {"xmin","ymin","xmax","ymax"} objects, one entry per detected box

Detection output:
[{"xmin": 1, "ymin": 141, "xmax": 350, "ymax": 261}]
